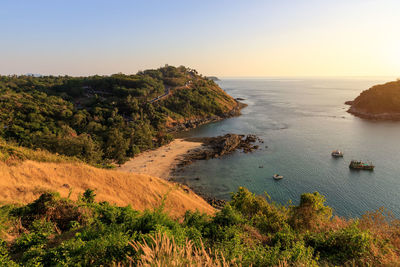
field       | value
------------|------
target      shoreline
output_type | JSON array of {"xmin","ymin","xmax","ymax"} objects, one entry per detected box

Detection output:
[
  {"xmin": 118, "ymin": 101, "xmax": 249, "ymax": 208},
  {"xmin": 347, "ymin": 106, "xmax": 400, "ymax": 121},
  {"xmin": 118, "ymin": 139, "xmax": 204, "ymax": 180},
  {"xmin": 117, "ymin": 138, "xmax": 228, "ymax": 207},
  {"xmin": 118, "ymin": 133, "xmax": 262, "ymax": 209},
  {"xmin": 166, "ymin": 101, "xmax": 247, "ymax": 133}
]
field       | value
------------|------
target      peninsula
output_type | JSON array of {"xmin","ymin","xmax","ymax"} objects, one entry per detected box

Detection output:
[{"xmin": 347, "ymin": 80, "xmax": 400, "ymax": 120}]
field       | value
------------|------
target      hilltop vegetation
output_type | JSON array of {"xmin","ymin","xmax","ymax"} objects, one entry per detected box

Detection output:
[
  {"xmin": 348, "ymin": 80, "xmax": 400, "ymax": 119},
  {"xmin": 0, "ymin": 187, "xmax": 399, "ymax": 266},
  {"xmin": 0, "ymin": 66, "xmax": 238, "ymax": 165}
]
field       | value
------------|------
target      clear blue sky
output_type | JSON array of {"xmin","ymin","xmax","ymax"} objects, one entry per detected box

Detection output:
[{"xmin": 1, "ymin": 0, "xmax": 399, "ymax": 76}]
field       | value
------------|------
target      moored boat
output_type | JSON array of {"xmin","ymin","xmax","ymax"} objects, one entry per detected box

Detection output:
[
  {"xmin": 331, "ymin": 150, "xmax": 343, "ymax": 157},
  {"xmin": 349, "ymin": 160, "xmax": 374, "ymax": 170},
  {"xmin": 273, "ymin": 174, "xmax": 283, "ymax": 180}
]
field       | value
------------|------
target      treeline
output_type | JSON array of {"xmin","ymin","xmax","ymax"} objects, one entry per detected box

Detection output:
[
  {"xmin": 0, "ymin": 187, "xmax": 399, "ymax": 266},
  {"xmin": 0, "ymin": 66, "xmax": 236, "ymax": 165}
]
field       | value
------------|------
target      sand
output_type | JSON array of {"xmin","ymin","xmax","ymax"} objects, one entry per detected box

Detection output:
[{"xmin": 118, "ymin": 139, "xmax": 203, "ymax": 179}]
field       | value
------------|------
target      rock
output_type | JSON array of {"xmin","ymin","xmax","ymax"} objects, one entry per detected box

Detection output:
[{"xmin": 181, "ymin": 134, "xmax": 263, "ymax": 165}]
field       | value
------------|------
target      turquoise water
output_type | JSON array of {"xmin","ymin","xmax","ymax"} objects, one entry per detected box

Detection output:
[{"xmin": 178, "ymin": 78, "xmax": 400, "ymax": 218}]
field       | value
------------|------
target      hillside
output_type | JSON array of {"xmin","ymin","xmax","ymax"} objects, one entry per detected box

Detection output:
[
  {"xmin": 0, "ymin": 139, "xmax": 214, "ymax": 218},
  {"xmin": 1, "ymin": 141, "xmax": 400, "ymax": 265},
  {"xmin": 348, "ymin": 80, "xmax": 400, "ymax": 120},
  {"xmin": 0, "ymin": 65, "xmax": 239, "ymax": 165},
  {"xmin": 1, "ymin": 186, "xmax": 399, "ymax": 266}
]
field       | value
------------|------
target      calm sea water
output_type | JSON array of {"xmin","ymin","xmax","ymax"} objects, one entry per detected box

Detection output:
[{"xmin": 178, "ymin": 78, "xmax": 400, "ymax": 218}]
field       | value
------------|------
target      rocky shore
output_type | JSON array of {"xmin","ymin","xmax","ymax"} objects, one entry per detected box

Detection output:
[
  {"xmin": 177, "ymin": 134, "xmax": 263, "ymax": 167},
  {"xmin": 169, "ymin": 133, "xmax": 263, "ymax": 208},
  {"xmin": 347, "ymin": 106, "xmax": 400, "ymax": 120},
  {"xmin": 166, "ymin": 101, "xmax": 247, "ymax": 133}
]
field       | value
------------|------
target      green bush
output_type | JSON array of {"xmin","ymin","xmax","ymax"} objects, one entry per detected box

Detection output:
[
  {"xmin": 305, "ymin": 223, "xmax": 371, "ymax": 264},
  {"xmin": 0, "ymin": 188, "xmax": 394, "ymax": 266}
]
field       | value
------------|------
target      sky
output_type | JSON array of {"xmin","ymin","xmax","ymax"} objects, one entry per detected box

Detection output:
[{"xmin": 1, "ymin": 0, "xmax": 399, "ymax": 77}]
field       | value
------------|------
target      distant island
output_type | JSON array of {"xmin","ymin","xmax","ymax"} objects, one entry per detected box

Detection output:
[
  {"xmin": 347, "ymin": 79, "xmax": 400, "ymax": 120},
  {"xmin": 206, "ymin": 76, "xmax": 220, "ymax": 81}
]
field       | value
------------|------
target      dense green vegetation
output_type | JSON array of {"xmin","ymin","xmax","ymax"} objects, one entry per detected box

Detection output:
[
  {"xmin": 351, "ymin": 79, "xmax": 400, "ymax": 114},
  {"xmin": 0, "ymin": 187, "xmax": 399, "ymax": 266},
  {"xmin": 0, "ymin": 66, "xmax": 236, "ymax": 165},
  {"xmin": 0, "ymin": 138, "xmax": 79, "ymax": 165}
]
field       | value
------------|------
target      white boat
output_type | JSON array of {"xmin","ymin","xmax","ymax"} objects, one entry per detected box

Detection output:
[
  {"xmin": 331, "ymin": 150, "xmax": 343, "ymax": 157},
  {"xmin": 273, "ymin": 174, "xmax": 283, "ymax": 180}
]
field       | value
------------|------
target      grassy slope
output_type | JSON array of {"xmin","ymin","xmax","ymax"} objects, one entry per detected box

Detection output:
[{"xmin": 0, "ymin": 141, "xmax": 214, "ymax": 218}]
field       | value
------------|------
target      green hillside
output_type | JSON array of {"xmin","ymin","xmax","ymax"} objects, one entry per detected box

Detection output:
[{"xmin": 0, "ymin": 66, "xmax": 238, "ymax": 165}]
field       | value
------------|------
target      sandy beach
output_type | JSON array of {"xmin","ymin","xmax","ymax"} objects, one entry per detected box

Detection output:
[{"xmin": 118, "ymin": 139, "xmax": 203, "ymax": 179}]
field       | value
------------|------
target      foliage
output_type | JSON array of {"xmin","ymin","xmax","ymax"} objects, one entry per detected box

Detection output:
[
  {"xmin": 0, "ymin": 137, "xmax": 79, "ymax": 165},
  {"xmin": 0, "ymin": 66, "xmax": 236, "ymax": 165},
  {"xmin": 0, "ymin": 187, "xmax": 397, "ymax": 266},
  {"xmin": 82, "ymin": 189, "xmax": 96, "ymax": 204},
  {"xmin": 289, "ymin": 192, "xmax": 332, "ymax": 231}
]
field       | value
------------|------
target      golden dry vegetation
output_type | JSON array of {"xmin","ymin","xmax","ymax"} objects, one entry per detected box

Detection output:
[{"xmin": 0, "ymin": 160, "xmax": 214, "ymax": 218}]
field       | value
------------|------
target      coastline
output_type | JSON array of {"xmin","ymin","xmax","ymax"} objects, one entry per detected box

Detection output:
[
  {"xmin": 347, "ymin": 106, "xmax": 400, "ymax": 121},
  {"xmin": 166, "ymin": 101, "xmax": 247, "ymax": 133},
  {"xmin": 118, "ymin": 133, "xmax": 262, "ymax": 209},
  {"xmin": 118, "ymin": 139, "xmax": 204, "ymax": 180},
  {"xmin": 118, "ymin": 101, "xmax": 248, "ymax": 208}
]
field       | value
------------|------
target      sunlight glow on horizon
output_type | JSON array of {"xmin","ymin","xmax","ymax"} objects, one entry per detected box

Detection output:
[{"xmin": 0, "ymin": 0, "xmax": 399, "ymax": 77}]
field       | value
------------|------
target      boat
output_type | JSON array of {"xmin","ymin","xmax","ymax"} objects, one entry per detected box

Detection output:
[
  {"xmin": 331, "ymin": 150, "xmax": 343, "ymax": 157},
  {"xmin": 349, "ymin": 160, "xmax": 374, "ymax": 170},
  {"xmin": 273, "ymin": 174, "xmax": 283, "ymax": 180}
]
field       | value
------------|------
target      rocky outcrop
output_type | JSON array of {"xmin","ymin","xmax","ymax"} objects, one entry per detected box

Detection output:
[
  {"xmin": 170, "ymin": 133, "xmax": 263, "ymax": 209},
  {"xmin": 177, "ymin": 134, "xmax": 263, "ymax": 167}
]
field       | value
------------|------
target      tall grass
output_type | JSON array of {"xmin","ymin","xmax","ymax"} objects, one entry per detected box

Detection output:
[{"xmin": 128, "ymin": 232, "xmax": 240, "ymax": 267}]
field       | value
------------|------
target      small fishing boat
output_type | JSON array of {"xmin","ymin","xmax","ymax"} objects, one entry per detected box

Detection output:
[
  {"xmin": 331, "ymin": 150, "xmax": 343, "ymax": 157},
  {"xmin": 349, "ymin": 160, "xmax": 374, "ymax": 170},
  {"xmin": 273, "ymin": 174, "xmax": 283, "ymax": 180}
]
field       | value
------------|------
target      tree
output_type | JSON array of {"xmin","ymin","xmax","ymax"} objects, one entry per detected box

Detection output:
[
  {"xmin": 289, "ymin": 192, "xmax": 332, "ymax": 231},
  {"xmin": 104, "ymin": 128, "xmax": 129, "ymax": 164}
]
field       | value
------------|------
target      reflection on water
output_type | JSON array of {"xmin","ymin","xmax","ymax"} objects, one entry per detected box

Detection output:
[{"xmin": 179, "ymin": 78, "xmax": 400, "ymax": 218}]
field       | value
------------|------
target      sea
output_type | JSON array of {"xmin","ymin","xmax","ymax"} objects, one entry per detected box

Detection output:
[{"xmin": 177, "ymin": 77, "xmax": 400, "ymax": 218}]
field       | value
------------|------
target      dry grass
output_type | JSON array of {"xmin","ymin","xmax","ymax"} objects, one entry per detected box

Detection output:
[
  {"xmin": 127, "ymin": 232, "xmax": 241, "ymax": 267},
  {"xmin": 0, "ymin": 160, "xmax": 215, "ymax": 218},
  {"xmin": 358, "ymin": 207, "xmax": 400, "ymax": 264}
]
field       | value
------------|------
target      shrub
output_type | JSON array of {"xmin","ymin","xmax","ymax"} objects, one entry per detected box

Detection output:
[
  {"xmin": 289, "ymin": 192, "xmax": 332, "ymax": 231},
  {"xmin": 305, "ymin": 223, "xmax": 371, "ymax": 264}
]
